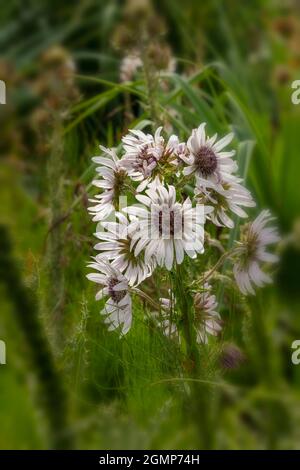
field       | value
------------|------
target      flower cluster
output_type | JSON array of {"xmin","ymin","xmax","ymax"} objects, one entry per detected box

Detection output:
[{"xmin": 87, "ymin": 123, "xmax": 279, "ymax": 338}]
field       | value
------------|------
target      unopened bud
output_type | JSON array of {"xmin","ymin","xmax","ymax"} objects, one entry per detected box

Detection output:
[{"xmin": 220, "ymin": 343, "xmax": 245, "ymax": 370}]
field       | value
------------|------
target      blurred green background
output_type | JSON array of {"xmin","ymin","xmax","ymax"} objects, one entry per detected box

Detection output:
[{"xmin": 0, "ymin": 0, "xmax": 300, "ymax": 450}]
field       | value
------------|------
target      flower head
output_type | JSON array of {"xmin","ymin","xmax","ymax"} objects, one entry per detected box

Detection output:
[
  {"xmin": 125, "ymin": 178, "xmax": 206, "ymax": 270},
  {"xmin": 87, "ymin": 260, "xmax": 132, "ymax": 335},
  {"xmin": 194, "ymin": 284, "xmax": 223, "ymax": 343},
  {"xmin": 120, "ymin": 127, "xmax": 180, "ymax": 186},
  {"xmin": 94, "ymin": 211, "xmax": 155, "ymax": 286},
  {"xmin": 195, "ymin": 178, "xmax": 255, "ymax": 228},
  {"xmin": 233, "ymin": 210, "xmax": 280, "ymax": 295},
  {"xmin": 88, "ymin": 146, "xmax": 126, "ymax": 221},
  {"xmin": 182, "ymin": 123, "xmax": 237, "ymax": 188}
]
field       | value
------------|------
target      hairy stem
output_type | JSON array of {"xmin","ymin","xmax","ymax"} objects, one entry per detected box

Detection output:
[
  {"xmin": 174, "ymin": 262, "xmax": 215, "ymax": 449},
  {"xmin": 0, "ymin": 225, "xmax": 72, "ymax": 449},
  {"xmin": 132, "ymin": 287, "xmax": 161, "ymax": 310},
  {"xmin": 46, "ymin": 122, "xmax": 66, "ymax": 347},
  {"xmin": 201, "ymin": 249, "xmax": 235, "ymax": 284},
  {"xmin": 142, "ymin": 45, "xmax": 160, "ymax": 129}
]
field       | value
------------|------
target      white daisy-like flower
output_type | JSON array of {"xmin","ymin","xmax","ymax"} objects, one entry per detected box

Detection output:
[
  {"xmin": 124, "ymin": 178, "xmax": 207, "ymax": 271},
  {"xmin": 120, "ymin": 52, "xmax": 143, "ymax": 82},
  {"xmin": 195, "ymin": 178, "xmax": 255, "ymax": 228},
  {"xmin": 120, "ymin": 127, "xmax": 180, "ymax": 189},
  {"xmin": 88, "ymin": 146, "xmax": 126, "ymax": 222},
  {"xmin": 86, "ymin": 260, "xmax": 132, "ymax": 335},
  {"xmin": 93, "ymin": 211, "xmax": 155, "ymax": 286},
  {"xmin": 194, "ymin": 284, "xmax": 223, "ymax": 343},
  {"xmin": 233, "ymin": 210, "xmax": 280, "ymax": 295},
  {"xmin": 182, "ymin": 123, "xmax": 238, "ymax": 188}
]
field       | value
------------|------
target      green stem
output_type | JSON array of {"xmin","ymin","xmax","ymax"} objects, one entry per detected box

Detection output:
[
  {"xmin": 46, "ymin": 121, "xmax": 66, "ymax": 348},
  {"xmin": 142, "ymin": 46, "xmax": 159, "ymax": 129},
  {"xmin": 132, "ymin": 287, "xmax": 161, "ymax": 310},
  {"xmin": 201, "ymin": 249, "xmax": 235, "ymax": 284},
  {"xmin": 0, "ymin": 225, "xmax": 72, "ymax": 449},
  {"xmin": 175, "ymin": 263, "xmax": 198, "ymax": 364},
  {"xmin": 174, "ymin": 262, "xmax": 215, "ymax": 449}
]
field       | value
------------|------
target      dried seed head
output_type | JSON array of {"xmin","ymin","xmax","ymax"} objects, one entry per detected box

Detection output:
[
  {"xmin": 273, "ymin": 16, "xmax": 296, "ymax": 39},
  {"xmin": 147, "ymin": 42, "xmax": 174, "ymax": 71}
]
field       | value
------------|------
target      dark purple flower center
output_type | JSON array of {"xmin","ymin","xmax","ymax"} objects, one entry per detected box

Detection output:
[
  {"xmin": 195, "ymin": 145, "xmax": 217, "ymax": 177},
  {"xmin": 135, "ymin": 145, "xmax": 158, "ymax": 174},
  {"xmin": 108, "ymin": 277, "xmax": 126, "ymax": 303}
]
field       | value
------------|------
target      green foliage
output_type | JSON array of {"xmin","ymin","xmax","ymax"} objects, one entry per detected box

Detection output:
[{"xmin": 0, "ymin": 0, "xmax": 300, "ymax": 450}]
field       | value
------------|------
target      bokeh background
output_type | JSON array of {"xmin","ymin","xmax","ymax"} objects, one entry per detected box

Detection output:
[{"xmin": 0, "ymin": 0, "xmax": 300, "ymax": 449}]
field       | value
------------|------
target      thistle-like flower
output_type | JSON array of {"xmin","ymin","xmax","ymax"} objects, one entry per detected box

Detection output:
[
  {"xmin": 120, "ymin": 127, "xmax": 180, "ymax": 188},
  {"xmin": 88, "ymin": 146, "xmax": 126, "ymax": 221},
  {"xmin": 86, "ymin": 260, "xmax": 132, "ymax": 335},
  {"xmin": 194, "ymin": 284, "xmax": 223, "ymax": 343},
  {"xmin": 181, "ymin": 123, "xmax": 237, "ymax": 188},
  {"xmin": 195, "ymin": 178, "xmax": 255, "ymax": 228},
  {"xmin": 125, "ymin": 178, "xmax": 206, "ymax": 270},
  {"xmin": 93, "ymin": 211, "xmax": 155, "ymax": 286},
  {"xmin": 233, "ymin": 210, "xmax": 280, "ymax": 295}
]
